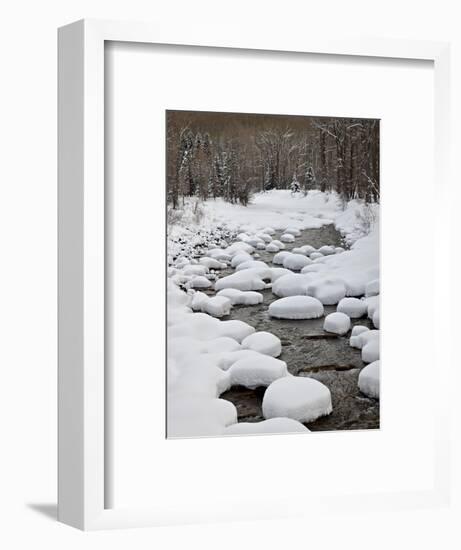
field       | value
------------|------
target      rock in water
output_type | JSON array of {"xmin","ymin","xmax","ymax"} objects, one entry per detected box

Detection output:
[
  {"xmin": 269, "ymin": 296, "xmax": 324, "ymax": 319},
  {"xmin": 262, "ymin": 376, "xmax": 333, "ymax": 423},
  {"xmin": 358, "ymin": 360, "xmax": 380, "ymax": 398}
]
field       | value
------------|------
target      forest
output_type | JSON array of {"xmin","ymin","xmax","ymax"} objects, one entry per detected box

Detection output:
[{"xmin": 166, "ymin": 110, "xmax": 380, "ymax": 208}]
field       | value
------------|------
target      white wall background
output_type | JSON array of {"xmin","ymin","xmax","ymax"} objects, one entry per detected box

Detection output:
[{"xmin": 1, "ymin": 1, "xmax": 460, "ymax": 548}]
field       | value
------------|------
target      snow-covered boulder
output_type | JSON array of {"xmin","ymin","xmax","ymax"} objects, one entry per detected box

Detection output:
[
  {"xmin": 307, "ymin": 277, "xmax": 347, "ymax": 305},
  {"xmin": 271, "ymin": 239, "xmax": 285, "ymax": 249},
  {"xmin": 262, "ymin": 227, "xmax": 276, "ymax": 235},
  {"xmin": 350, "ymin": 328, "xmax": 378, "ymax": 350},
  {"xmin": 226, "ymin": 241, "xmax": 254, "ymax": 255},
  {"xmin": 262, "ymin": 376, "xmax": 332, "ymax": 423},
  {"xmin": 216, "ymin": 288, "xmax": 263, "ymax": 306},
  {"xmin": 215, "ymin": 268, "xmax": 270, "ymax": 291},
  {"xmin": 256, "ymin": 233, "xmax": 272, "ymax": 243},
  {"xmin": 365, "ymin": 278, "xmax": 380, "ymax": 297},
  {"xmin": 217, "ymin": 319, "xmax": 256, "ymax": 342},
  {"xmin": 284, "ymin": 227, "xmax": 301, "ymax": 237},
  {"xmin": 175, "ymin": 258, "xmax": 190, "ymax": 269},
  {"xmin": 272, "ymin": 273, "xmax": 312, "ymax": 297},
  {"xmin": 190, "ymin": 291, "xmax": 209, "ymax": 312},
  {"xmin": 269, "ymin": 267, "xmax": 292, "ymax": 282},
  {"xmin": 323, "ymin": 312, "xmax": 351, "ymax": 335},
  {"xmin": 245, "ymin": 237, "xmax": 265, "ymax": 247},
  {"xmin": 280, "ymin": 233, "xmax": 295, "ymax": 243},
  {"xmin": 273, "ymin": 251, "xmax": 291, "ymax": 265},
  {"xmin": 362, "ymin": 338, "xmax": 380, "ymax": 363},
  {"xmin": 266, "ymin": 242, "xmax": 280, "ymax": 252},
  {"xmin": 256, "ymin": 242, "xmax": 266, "ymax": 250},
  {"xmin": 182, "ymin": 265, "xmax": 209, "ymax": 277},
  {"xmin": 337, "ymin": 297, "xmax": 368, "ymax": 318},
  {"xmin": 202, "ymin": 296, "xmax": 232, "ymax": 318},
  {"xmin": 207, "ymin": 249, "xmax": 232, "ymax": 262},
  {"xmin": 318, "ymin": 245, "xmax": 336, "ymax": 256},
  {"xmin": 283, "ymin": 254, "xmax": 312, "ymax": 271},
  {"xmin": 351, "ymin": 325, "xmax": 369, "ymax": 337},
  {"xmin": 170, "ymin": 314, "xmax": 252, "ymax": 344},
  {"xmin": 358, "ymin": 360, "xmax": 380, "ymax": 398},
  {"xmin": 269, "ymin": 296, "xmax": 324, "ymax": 319},
  {"xmin": 297, "ymin": 245, "xmax": 317, "ymax": 256},
  {"xmin": 241, "ymin": 331, "xmax": 282, "ymax": 358},
  {"xmin": 309, "ymin": 252, "xmax": 323, "ymax": 260},
  {"xmin": 187, "ymin": 275, "xmax": 212, "ymax": 289},
  {"xmin": 209, "ymin": 349, "xmax": 265, "ymax": 371},
  {"xmin": 199, "ymin": 257, "xmax": 227, "ymax": 270},
  {"xmin": 372, "ymin": 307, "xmax": 380, "ymax": 329},
  {"xmin": 335, "ymin": 247, "xmax": 345, "ymax": 254},
  {"xmin": 224, "ymin": 417, "xmax": 310, "ymax": 435},
  {"xmin": 236, "ymin": 260, "xmax": 269, "ymax": 271},
  {"xmin": 231, "ymin": 252, "xmax": 253, "ymax": 268},
  {"xmin": 365, "ymin": 295, "xmax": 380, "ymax": 318},
  {"xmin": 343, "ymin": 276, "xmax": 368, "ymax": 297},
  {"xmin": 229, "ymin": 356, "xmax": 288, "ymax": 389}
]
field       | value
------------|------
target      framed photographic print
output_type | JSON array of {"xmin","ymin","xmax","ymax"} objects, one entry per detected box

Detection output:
[
  {"xmin": 58, "ymin": 19, "xmax": 452, "ymax": 530},
  {"xmin": 165, "ymin": 108, "xmax": 380, "ymax": 439}
]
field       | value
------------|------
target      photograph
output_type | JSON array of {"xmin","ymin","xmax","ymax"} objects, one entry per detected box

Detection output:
[{"xmin": 166, "ymin": 109, "xmax": 380, "ymax": 438}]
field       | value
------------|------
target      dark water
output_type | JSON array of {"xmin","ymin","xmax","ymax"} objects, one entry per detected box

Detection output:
[{"xmin": 217, "ymin": 224, "xmax": 380, "ymax": 432}]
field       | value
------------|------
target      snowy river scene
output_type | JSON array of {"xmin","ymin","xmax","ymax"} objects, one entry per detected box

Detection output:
[{"xmin": 167, "ymin": 111, "xmax": 380, "ymax": 438}]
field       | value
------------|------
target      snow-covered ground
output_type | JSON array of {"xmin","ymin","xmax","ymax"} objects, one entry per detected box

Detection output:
[
  {"xmin": 167, "ymin": 190, "xmax": 380, "ymax": 438},
  {"xmin": 168, "ymin": 190, "xmax": 378, "ymax": 265}
]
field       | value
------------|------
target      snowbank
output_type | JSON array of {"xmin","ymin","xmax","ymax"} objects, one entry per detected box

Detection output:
[
  {"xmin": 167, "ymin": 396, "xmax": 237, "ymax": 438},
  {"xmin": 224, "ymin": 417, "xmax": 310, "ymax": 435}
]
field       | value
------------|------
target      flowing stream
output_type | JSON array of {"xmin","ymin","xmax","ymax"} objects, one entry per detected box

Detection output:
[{"xmin": 214, "ymin": 224, "xmax": 380, "ymax": 431}]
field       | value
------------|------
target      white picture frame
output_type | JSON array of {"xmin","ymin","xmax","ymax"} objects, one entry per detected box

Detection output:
[{"xmin": 58, "ymin": 18, "xmax": 451, "ymax": 530}]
